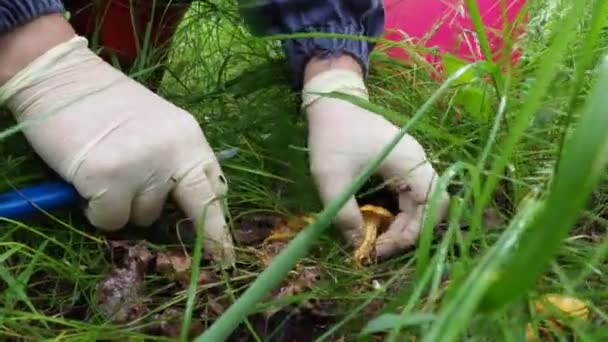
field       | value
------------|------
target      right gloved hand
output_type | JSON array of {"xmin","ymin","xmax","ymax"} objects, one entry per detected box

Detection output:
[
  {"xmin": 0, "ymin": 36, "xmax": 235, "ymax": 266},
  {"xmin": 302, "ymin": 68, "xmax": 450, "ymax": 259}
]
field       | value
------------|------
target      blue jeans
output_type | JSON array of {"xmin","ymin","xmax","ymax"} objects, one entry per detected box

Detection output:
[{"xmin": 0, "ymin": 0, "xmax": 385, "ymax": 88}]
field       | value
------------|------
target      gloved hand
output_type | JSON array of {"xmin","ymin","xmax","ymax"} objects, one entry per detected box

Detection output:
[
  {"xmin": 302, "ymin": 68, "xmax": 449, "ymax": 259},
  {"xmin": 0, "ymin": 36, "xmax": 235, "ymax": 266}
]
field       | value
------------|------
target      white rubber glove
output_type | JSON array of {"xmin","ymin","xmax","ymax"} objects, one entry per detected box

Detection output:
[
  {"xmin": 302, "ymin": 69, "xmax": 449, "ymax": 259},
  {"xmin": 0, "ymin": 36, "xmax": 235, "ymax": 266}
]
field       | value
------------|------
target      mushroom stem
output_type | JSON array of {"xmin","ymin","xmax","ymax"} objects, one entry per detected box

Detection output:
[
  {"xmin": 353, "ymin": 218, "xmax": 380, "ymax": 263},
  {"xmin": 353, "ymin": 205, "xmax": 394, "ymax": 265}
]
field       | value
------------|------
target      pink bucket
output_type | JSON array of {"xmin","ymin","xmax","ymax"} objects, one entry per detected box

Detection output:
[{"xmin": 383, "ymin": 0, "xmax": 527, "ymax": 68}]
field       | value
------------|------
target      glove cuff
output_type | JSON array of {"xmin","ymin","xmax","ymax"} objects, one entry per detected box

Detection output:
[
  {"xmin": 301, "ymin": 69, "xmax": 368, "ymax": 109},
  {"xmin": 0, "ymin": 35, "xmax": 88, "ymax": 111}
]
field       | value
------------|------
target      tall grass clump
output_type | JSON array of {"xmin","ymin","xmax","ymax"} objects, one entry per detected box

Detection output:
[{"xmin": 198, "ymin": 0, "xmax": 608, "ymax": 340}]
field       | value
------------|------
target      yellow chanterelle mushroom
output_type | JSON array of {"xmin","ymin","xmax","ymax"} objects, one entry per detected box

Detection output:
[
  {"xmin": 353, "ymin": 205, "xmax": 394, "ymax": 265},
  {"xmin": 525, "ymin": 293, "xmax": 589, "ymax": 341},
  {"xmin": 534, "ymin": 293, "xmax": 589, "ymax": 321}
]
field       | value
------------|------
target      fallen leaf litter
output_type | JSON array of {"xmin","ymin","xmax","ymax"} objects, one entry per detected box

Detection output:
[
  {"xmin": 94, "ymin": 203, "xmax": 507, "ymax": 340},
  {"xmin": 97, "ymin": 240, "xmax": 153, "ymax": 324},
  {"xmin": 96, "ymin": 239, "xmax": 219, "ymax": 328},
  {"xmin": 94, "ymin": 212, "xmax": 333, "ymax": 340}
]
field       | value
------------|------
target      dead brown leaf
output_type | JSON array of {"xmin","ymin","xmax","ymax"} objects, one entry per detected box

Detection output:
[
  {"xmin": 179, "ymin": 269, "xmax": 220, "ymax": 288},
  {"xmin": 106, "ymin": 239, "xmax": 133, "ymax": 249},
  {"xmin": 97, "ymin": 240, "xmax": 153, "ymax": 324},
  {"xmin": 128, "ymin": 243, "xmax": 154, "ymax": 265},
  {"xmin": 148, "ymin": 308, "xmax": 205, "ymax": 339},
  {"xmin": 483, "ymin": 208, "xmax": 505, "ymax": 229},
  {"xmin": 273, "ymin": 266, "xmax": 320, "ymax": 298},
  {"xmin": 253, "ymin": 214, "xmax": 315, "ymax": 267},
  {"xmin": 96, "ymin": 237, "xmax": 228, "ymax": 337},
  {"xmin": 265, "ymin": 265, "xmax": 322, "ymax": 318},
  {"xmin": 106, "ymin": 239, "xmax": 153, "ymax": 267},
  {"xmin": 204, "ymin": 295, "xmax": 231, "ymax": 318},
  {"xmin": 363, "ymin": 298, "xmax": 385, "ymax": 318},
  {"xmin": 97, "ymin": 267, "xmax": 149, "ymax": 324},
  {"xmin": 156, "ymin": 250, "xmax": 191, "ymax": 277},
  {"xmin": 155, "ymin": 249, "xmax": 220, "ymax": 287},
  {"xmin": 234, "ymin": 213, "xmax": 285, "ymax": 245}
]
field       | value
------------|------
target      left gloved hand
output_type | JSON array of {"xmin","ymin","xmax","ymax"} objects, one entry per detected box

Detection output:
[
  {"xmin": 0, "ymin": 33, "xmax": 235, "ymax": 267},
  {"xmin": 302, "ymin": 68, "xmax": 449, "ymax": 259}
]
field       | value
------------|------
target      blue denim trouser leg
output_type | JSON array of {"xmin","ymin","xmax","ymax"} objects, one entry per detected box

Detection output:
[
  {"xmin": 238, "ymin": 0, "xmax": 385, "ymax": 89},
  {"xmin": 0, "ymin": 0, "xmax": 64, "ymax": 33}
]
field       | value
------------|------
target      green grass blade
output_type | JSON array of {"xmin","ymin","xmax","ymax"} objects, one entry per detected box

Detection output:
[
  {"xmin": 555, "ymin": 0, "xmax": 608, "ymax": 161},
  {"xmin": 463, "ymin": 0, "xmax": 505, "ymax": 93},
  {"xmin": 414, "ymin": 162, "xmax": 471, "ymax": 277},
  {"xmin": 463, "ymin": 0, "xmax": 494, "ymax": 66},
  {"xmin": 180, "ymin": 204, "xmax": 210, "ymax": 342},
  {"xmin": 466, "ymin": 0, "xmax": 493, "ymax": 64},
  {"xmin": 16, "ymin": 241, "xmax": 48, "ymax": 289},
  {"xmin": 474, "ymin": 0, "xmax": 587, "ymax": 228},
  {"xmin": 381, "ymin": 173, "xmax": 469, "ymax": 340},
  {"xmin": 422, "ymin": 196, "xmax": 543, "ymax": 342},
  {"xmin": 480, "ymin": 54, "xmax": 608, "ymax": 311},
  {"xmin": 361, "ymin": 313, "xmax": 436, "ymax": 335},
  {"xmin": 0, "ymin": 246, "xmax": 38, "ymax": 313},
  {"xmin": 0, "ymin": 246, "xmax": 20, "ymax": 264}
]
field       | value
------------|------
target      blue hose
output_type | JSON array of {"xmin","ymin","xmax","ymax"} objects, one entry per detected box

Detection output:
[
  {"xmin": 0, "ymin": 181, "xmax": 79, "ymax": 220},
  {"xmin": 0, "ymin": 148, "xmax": 239, "ymax": 220}
]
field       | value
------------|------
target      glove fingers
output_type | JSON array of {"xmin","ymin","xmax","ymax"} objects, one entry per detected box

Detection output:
[
  {"xmin": 84, "ymin": 187, "xmax": 133, "ymax": 232},
  {"xmin": 375, "ymin": 209, "xmax": 423, "ymax": 259},
  {"xmin": 130, "ymin": 183, "xmax": 171, "ymax": 227},
  {"xmin": 378, "ymin": 133, "xmax": 435, "ymax": 199},
  {"xmin": 200, "ymin": 199, "xmax": 235, "ymax": 267},
  {"xmin": 374, "ymin": 137, "xmax": 450, "ymax": 259},
  {"xmin": 312, "ymin": 168, "xmax": 365, "ymax": 248},
  {"xmin": 375, "ymin": 181, "xmax": 449, "ymax": 260},
  {"xmin": 172, "ymin": 164, "xmax": 235, "ymax": 268}
]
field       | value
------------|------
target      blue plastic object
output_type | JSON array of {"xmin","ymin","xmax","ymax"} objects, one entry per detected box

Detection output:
[
  {"xmin": 0, "ymin": 148, "xmax": 239, "ymax": 220},
  {"xmin": 0, "ymin": 181, "xmax": 79, "ymax": 220}
]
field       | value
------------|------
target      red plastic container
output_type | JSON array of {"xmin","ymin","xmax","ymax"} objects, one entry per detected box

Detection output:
[
  {"xmin": 383, "ymin": 0, "xmax": 527, "ymax": 68},
  {"xmin": 67, "ymin": 0, "xmax": 190, "ymax": 68}
]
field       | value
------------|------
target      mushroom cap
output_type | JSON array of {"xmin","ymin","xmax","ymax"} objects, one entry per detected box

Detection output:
[
  {"xmin": 534, "ymin": 294, "xmax": 589, "ymax": 320},
  {"xmin": 360, "ymin": 205, "xmax": 394, "ymax": 226}
]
